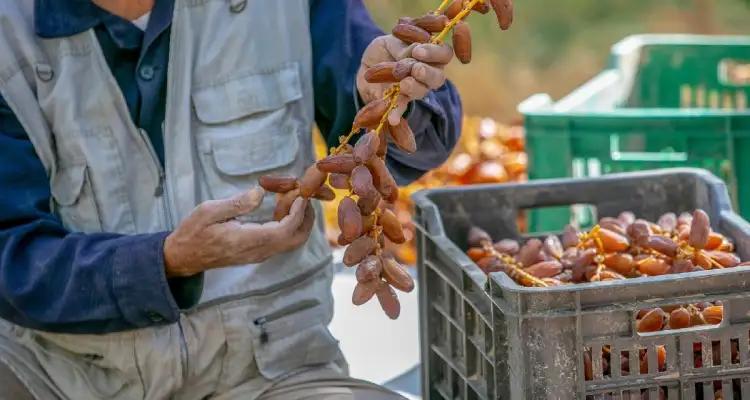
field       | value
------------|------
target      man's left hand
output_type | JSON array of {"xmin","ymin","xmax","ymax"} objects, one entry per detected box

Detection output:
[{"xmin": 357, "ymin": 35, "xmax": 453, "ymax": 126}]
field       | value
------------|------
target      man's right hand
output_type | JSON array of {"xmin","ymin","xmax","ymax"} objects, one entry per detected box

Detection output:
[{"xmin": 163, "ymin": 188, "xmax": 315, "ymax": 278}]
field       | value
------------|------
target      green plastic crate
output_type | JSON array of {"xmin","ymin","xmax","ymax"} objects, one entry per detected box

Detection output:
[{"xmin": 520, "ymin": 34, "xmax": 750, "ymax": 233}]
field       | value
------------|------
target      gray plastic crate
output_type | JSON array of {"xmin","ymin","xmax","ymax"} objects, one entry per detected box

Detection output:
[{"xmin": 413, "ymin": 168, "xmax": 750, "ymax": 400}]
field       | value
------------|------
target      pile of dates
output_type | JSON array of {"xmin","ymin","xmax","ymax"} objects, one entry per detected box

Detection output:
[{"xmin": 466, "ymin": 209, "xmax": 749, "ymax": 287}]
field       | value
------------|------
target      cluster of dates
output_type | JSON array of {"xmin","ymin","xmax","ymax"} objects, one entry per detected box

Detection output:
[
  {"xmin": 261, "ymin": 0, "xmax": 513, "ymax": 319},
  {"xmin": 466, "ymin": 209, "xmax": 749, "ymax": 288}
]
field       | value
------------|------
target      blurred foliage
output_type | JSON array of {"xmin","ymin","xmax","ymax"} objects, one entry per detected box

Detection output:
[{"xmin": 363, "ymin": 0, "xmax": 750, "ymax": 121}]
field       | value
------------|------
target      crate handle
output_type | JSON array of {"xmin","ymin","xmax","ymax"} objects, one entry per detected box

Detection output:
[
  {"xmin": 719, "ymin": 59, "xmax": 750, "ymax": 87},
  {"xmin": 609, "ymin": 134, "xmax": 687, "ymax": 162}
]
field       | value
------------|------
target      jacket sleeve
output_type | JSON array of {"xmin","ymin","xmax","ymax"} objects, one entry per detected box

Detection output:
[
  {"xmin": 310, "ymin": 0, "xmax": 463, "ymax": 185},
  {"xmin": 0, "ymin": 96, "xmax": 186, "ymax": 334}
]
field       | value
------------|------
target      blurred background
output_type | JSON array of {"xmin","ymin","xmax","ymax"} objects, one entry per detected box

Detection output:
[{"xmin": 365, "ymin": 0, "xmax": 750, "ymax": 121}]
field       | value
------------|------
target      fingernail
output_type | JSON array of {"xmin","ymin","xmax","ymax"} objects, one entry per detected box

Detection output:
[{"xmin": 413, "ymin": 47, "xmax": 426, "ymax": 59}]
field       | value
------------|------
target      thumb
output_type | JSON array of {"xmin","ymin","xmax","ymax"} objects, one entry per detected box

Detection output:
[{"xmin": 194, "ymin": 187, "xmax": 265, "ymax": 226}]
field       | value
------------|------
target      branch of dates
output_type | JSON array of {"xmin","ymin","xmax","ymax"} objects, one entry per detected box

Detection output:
[{"xmin": 259, "ymin": 0, "xmax": 514, "ymax": 319}]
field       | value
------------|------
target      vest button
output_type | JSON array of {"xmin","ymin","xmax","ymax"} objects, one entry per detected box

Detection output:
[
  {"xmin": 146, "ymin": 311, "xmax": 164, "ymax": 323},
  {"xmin": 35, "ymin": 64, "xmax": 54, "ymax": 82},
  {"xmin": 139, "ymin": 65, "xmax": 155, "ymax": 81}
]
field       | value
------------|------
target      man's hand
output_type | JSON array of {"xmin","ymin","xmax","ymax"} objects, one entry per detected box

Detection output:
[
  {"xmin": 357, "ymin": 35, "xmax": 453, "ymax": 126},
  {"xmin": 163, "ymin": 188, "xmax": 315, "ymax": 277}
]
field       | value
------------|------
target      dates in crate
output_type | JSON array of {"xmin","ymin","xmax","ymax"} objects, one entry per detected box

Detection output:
[{"xmin": 465, "ymin": 209, "xmax": 748, "ymax": 297}]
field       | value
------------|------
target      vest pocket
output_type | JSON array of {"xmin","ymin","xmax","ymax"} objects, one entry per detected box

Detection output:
[
  {"xmin": 252, "ymin": 302, "xmax": 342, "ymax": 380},
  {"xmin": 50, "ymin": 163, "xmax": 103, "ymax": 233}
]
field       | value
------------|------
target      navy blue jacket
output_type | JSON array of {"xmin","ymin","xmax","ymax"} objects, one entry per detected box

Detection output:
[{"xmin": 0, "ymin": 0, "xmax": 462, "ymax": 333}]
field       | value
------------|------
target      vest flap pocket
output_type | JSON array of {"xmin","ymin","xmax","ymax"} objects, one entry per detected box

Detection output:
[
  {"xmin": 253, "ymin": 302, "xmax": 341, "ymax": 380},
  {"xmin": 210, "ymin": 127, "xmax": 299, "ymax": 176},
  {"xmin": 51, "ymin": 163, "xmax": 87, "ymax": 206},
  {"xmin": 192, "ymin": 63, "xmax": 303, "ymax": 124}
]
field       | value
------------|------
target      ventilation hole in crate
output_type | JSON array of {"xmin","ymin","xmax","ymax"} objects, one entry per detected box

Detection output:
[
  {"xmin": 694, "ymin": 342, "xmax": 704, "ymax": 368},
  {"xmin": 681, "ymin": 84, "xmax": 693, "ymax": 108},
  {"xmin": 732, "ymin": 378, "xmax": 741, "ymax": 398},
  {"xmin": 602, "ymin": 345, "xmax": 612, "ymax": 378},
  {"xmin": 584, "ymin": 347, "xmax": 593, "ymax": 381},
  {"xmin": 713, "ymin": 380, "xmax": 723, "ymax": 400},
  {"xmin": 712, "ymin": 341, "xmax": 722, "ymax": 366},
  {"xmin": 731, "ymin": 338, "xmax": 740, "ymax": 365},
  {"xmin": 620, "ymin": 350, "xmax": 630, "ymax": 376},
  {"xmin": 640, "ymin": 387, "xmax": 668, "ymax": 400}
]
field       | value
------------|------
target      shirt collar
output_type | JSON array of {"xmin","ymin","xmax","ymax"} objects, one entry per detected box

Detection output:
[{"xmin": 34, "ymin": 1, "xmax": 174, "ymax": 43}]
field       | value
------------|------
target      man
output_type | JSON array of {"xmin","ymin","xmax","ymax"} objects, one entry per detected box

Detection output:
[{"xmin": 0, "ymin": 0, "xmax": 461, "ymax": 399}]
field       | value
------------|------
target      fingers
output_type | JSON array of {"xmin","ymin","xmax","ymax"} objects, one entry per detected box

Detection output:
[
  {"xmin": 388, "ymin": 95, "xmax": 410, "ymax": 126},
  {"xmin": 193, "ymin": 187, "xmax": 265, "ymax": 226},
  {"xmin": 256, "ymin": 197, "xmax": 308, "ymax": 240},
  {"xmin": 412, "ymin": 43, "xmax": 453, "ymax": 65},
  {"xmin": 289, "ymin": 202, "xmax": 316, "ymax": 247},
  {"xmin": 410, "ymin": 62, "xmax": 447, "ymax": 89}
]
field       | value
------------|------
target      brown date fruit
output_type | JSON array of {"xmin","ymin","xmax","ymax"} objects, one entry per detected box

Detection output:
[
  {"xmin": 452, "ymin": 21, "xmax": 472, "ymax": 64},
  {"xmin": 338, "ymin": 233, "xmax": 351, "ymax": 247},
  {"xmin": 312, "ymin": 185, "xmax": 335, "ymax": 201},
  {"xmin": 517, "ymin": 238, "xmax": 543, "ymax": 267},
  {"xmin": 689, "ymin": 306, "xmax": 707, "ymax": 326},
  {"xmin": 618, "ymin": 211, "xmax": 636, "ymax": 226},
  {"xmin": 367, "ymin": 157, "xmax": 399, "ymax": 202},
  {"xmin": 543, "ymin": 235, "xmax": 563, "ymax": 259},
  {"xmin": 392, "ymin": 23, "xmax": 431, "ymax": 44},
  {"xmin": 444, "ymin": 0, "xmax": 463, "ymax": 19},
  {"xmin": 562, "ymin": 224, "xmax": 579, "ymax": 248},
  {"xmin": 467, "ymin": 247, "xmax": 487, "ymax": 262},
  {"xmin": 473, "ymin": 1, "xmax": 491, "ymax": 14},
  {"xmin": 376, "ymin": 281, "xmax": 401, "ymax": 319},
  {"xmin": 380, "ymin": 208, "xmax": 406, "ymax": 244},
  {"xmin": 598, "ymin": 217, "xmax": 626, "ymax": 236},
  {"xmin": 598, "ymin": 269, "xmax": 626, "ymax": 280},
  {"xmin": 353, "ymin": 98, "xmax": 388, "ymax": 129},
  {"xmin": 329, "ymin": 173, "xmax": 350, "ymax": 190},
  {"xmin": 467, "ymin": 226, "xmax": 492, "ymax": 248},
  {"xmin": 364, "ymin": 62, "xmax": 398, "ymax": 84},
  {"xmin": 670, "ymin": 258, "xmax": 699, "ymax": 274},
  {"xmin": 637, "ymin": 256, "xmax": 670, "ymax": 276},
  {"xmin": 352, "ymin": 279, "xmax": 379, "ymax": 305},
  {"xmin": 389, "ymin": 118, "xmax": 417, "ymax": 153},
  {"xmin": 357, "ymin": 190, "xmax": 382, "ymax": 215},
  {"xmin": 393, "ymin": 58, "xmax": 418, "ymax": 81},
  {"xmin": 477, "ymin": 256, "xmax": 504, "ymax": 273},
  {"xmin": 343, "ymin": 235, "xmax": 377, "ymax": 267},
  {"xmin": 658, "ymin": 212, "xmax": 677, "ymax": 232},
  {"xmin": 677, "ymin": 212, "xmax": 693, "ymax": 227},
  {"xmin": 489, "ymin": 0, "xmax": 514, "ymax": 30},
  {"xmin": 316, "ymin": 154, "xmax": 357, "ymax": 174},
  {"xmin": 603, "ymin": 253, "xmax": 635, "ymax": 276},
  {"xmin": 644, "ymin": 235, "xmax": 678, "ymax": 258},
  {"xmin": 525, "ymin": 260, "xmax": 563, "ymax": 279},
  {"xmin": 669, "ymin": 307, "xmax": 691, "ymax": 329},
  {"xmin": 703, "ymin": 305, "xmax": 724, "ymax": 325},
  {"xmin": 413, "ymin": 13, "xmax": 449, "ymax": 33},
  {"xmin": 637, "ymin": 308, "xmax": 666, "ymax": 333},
  {"xmin": 627, "ymin": 220, "xmax": 652, "ymax": 246},
  {"xmin": 299, "ymin": 165, "xmax": 328, "ymax": 198},
  {"xmin": 338, "ymin": 197, "xmax": 363, "ymax": 243},
  {"xmin": 273, "ymin": 188, "xmax": 300, "ymax": 221},
  {"xmin": 356, "ymin": 255, "xmax": 383, "ymax": 283},
  {"xmin": 689, "ymin": 209, "xmax": 711, "ymax": 249},
  {"xmin": 494, "ymin": 239, "xmax": 520, "ymax": 255},
  {"xmin": 598, "ymin": 228, "xmax": 630, "ymax": 252},
  {"xmin": 351, "ymin": 165, "xmax": 376, "ymax": 199},
  {"xmin": 353, "ymin": 131, "xmax": 380, "ymax": 164},
  {"xmin": 259, "ymin": 175, "xmax": 298, "ymax": 194},
  {"xmin": 694, "ymin": 250, "xmax": 713, "ymax": 269},
  {"xmin": 553, "ymin": 270, "xmax": 573, "ymax": 282},
  {"xmin": 706, "ymin": 250, "xmax": 740, "ymax": 268},
  {"xmin": 383, "ymin": 257, "xmax": 415, "ymax": 293},
  {"xmin": 571, "ymin": 248, "xmax": 597, "ymax": 282},
  {"xmin": 705, "ymin": 231, "xmax": 724, "ymax": 250}
]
